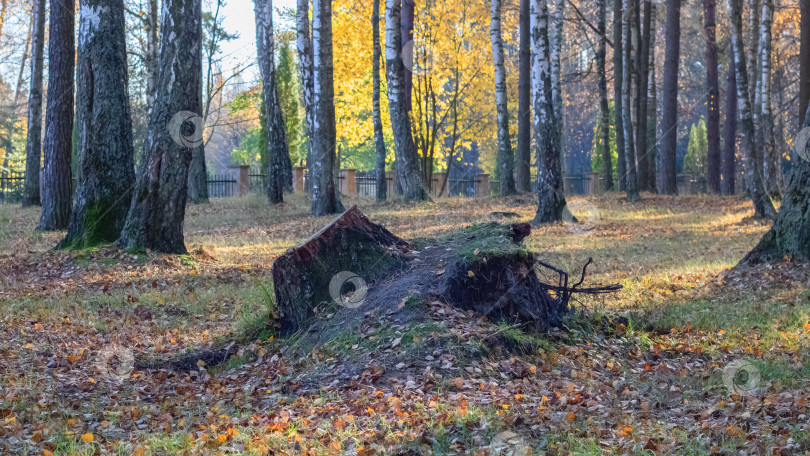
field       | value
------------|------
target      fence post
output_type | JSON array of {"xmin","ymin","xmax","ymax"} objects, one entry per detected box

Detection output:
[
  {"xmin": 432, "ymin": 172, "xmax": 447, "ymax": 197},
  {"xmin": 475, "ymin": 174, "xmax": 490, "ymax": 198},
  {"xmin": 228, "ymin": 165, "xmax": 249, "ymax": 197},
  {"xmin": 293, "ymin": 167, "xmax": 306, "ymax": 193},
  {"xmin": 339, "ymin": 169, "xmax": 356, "ymax": 196}
]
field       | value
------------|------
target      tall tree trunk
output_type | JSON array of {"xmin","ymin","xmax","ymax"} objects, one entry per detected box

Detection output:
[
  {"xmin": 491, "ymin": 0, "xmax": 516, "ymax": 196},
  {"xmin": 741, "ymin": 105, "xmax": 810, "ymax": 264},
  {"xmin": 311, "ymin": 0, "xmax": 344, "ymax": 215},
  {"xmin": 658, "ymin": 0, "xmax": 680, "ymax": 195},
  {"xmin": 532, "ymin": 0, "xmax": 566, "ymax": 224},
  {"xmin": 703, "ymin": 0, "xmax": 721, "ymax": 193},
  {"xmin": 551, "ymin": 0, "xmax": 565, "ymax": 152},
  {"xmin": 255, "ymin": 0, "xmax": 289, "ymax": 205},
  {"xmin": 60, "ymin": 0, "xmax": 135, "ymax": 248},
  {"xmin": 635, "ymin": 0, "xmax": 651, "ymax": 191},
  {"xmin": 728, "ymin": 0, "xmax": 775, "ymax": 219},
  {"xmin": 598, "ymin": 0, "xmax": 612, "ymax": 191},
  {"xmin": 647, "ymin": 11, "xmax": 658, "ymax": 193},
  {"xmin": 515, "ymin": 0, "xmax": 532, "ymax": 192},
  {"xmin": 297, "ymin": 0, "xmax": 315, "ymax": 187},
  {"xmin": 22, "ymin": 0, "xmax": 45, "ymax": 207},
  {"xmin": 623, "ymin": 0, "xmax": 639, "ymax": 201},
  {"xmin": 118, "ymin": 0, "xmax": 202, "ymax": 253},
  {"xmin": 757, "ymin": 0, "xmax": 778, "ymax": 196},
  {"xmin": 145, "ymin": 0, "xmax": 159, "ymax": 111},
  {"xmin": 747, "ymin": 0, "xmax": 760, "ymax": 116},
  {"xmin": 722, "ymin": 46, "xmax": 738, "ymax": 196},
  {"xmin": 39, "ymin": 0, "xmax": 75, "ymax": 230},
  {"xmin": 372, "ymin": 0, "xmax": 387, "ymax": 202},
  {"xmin": 401, "ymin": 0, "xmax": 414, "ymax": 113},
  {"xmin": 613, "ymin": 0, "xmax": 627, "ymax": 191},
  {"xmin": 385, "ymin": 0, "xmax": 428, "ymax": 201},
  {"xmin": 801, "ymin": 0, "xmax": 810, "ymax": 124}
]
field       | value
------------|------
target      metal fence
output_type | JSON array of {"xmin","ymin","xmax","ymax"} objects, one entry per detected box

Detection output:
[
  {"xmin": 0, "ymin": 171, "xmax": 24, "ymax": 203},
  {"xmin": 206, "ymin": 174, "xmax": 237, "ymax": 198}
]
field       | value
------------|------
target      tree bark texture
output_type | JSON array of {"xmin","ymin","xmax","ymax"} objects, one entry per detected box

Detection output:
[
  {"xmin": 801, "ymin": 0, "xmax": 810, "ymax": 125},
  {"xmin": 516, "ymin": 0, "xmax": 532, "ymax": 193},
  {"xmin": 622, "ymin": 0, "xmax": 639, "ymax": 201},
  {"xmin": 311, "ymin": 0, "xmax": 344, "ymax": 215},
  {"xmin": 635, "ymin": 0, "xmax": 651, "ymax": 192},
  {"xmin": 255, "ymin": 0, "xmax": 290, "ymax": 205},
  {"xmin": 39, "ymin": 0, "xmax": 75, "ymax": 230},
  {"xmin": 118, "ymin": 0, "xmax": 203, "ymax": 253},
  {"xmin": 613, "ymin": 0, "xmax": 627, "ymax": 191},
  {"xmin": 703, "ymin": 0, "xmax": 721, "ymax": 193},
  {"xmin": 385, "ymin": 0, "xmax": 428, "ymax": 201},
  {"xmin": 297, "ymin": 0, "xmax": 315, "ymax": 182},
  {"xmin": 658, "ymin": 0, "xmax": 680, "ymax": 194},
  {"xmin": 728, "ymin": 0, "xmax": 776, "ymax": 219},
  {"xmin": 373, "ymin": 0, "xmax": 387, "ymax": 203},
  {"xmin": 757, "ymin": 0, "xmax": 778, "ymax": 195},
  {"xmin": 532, "ymin": 0, "xmax": 566, "ymax": 224},
  {"xmin": 491, "ymin": 0, "xmax": 516, "ymax": 196},
  {"xmin": 722, "ymin": 44, "xmax": 738, "ymax": 195},
  {"xmin": 22, "ymin": 0, "xmax": 45, "ymax": 207},
  {"xmin": 741, "ymin": 106, "xmax": 810, "ymax": 264},
  {"xmin": 598, "ymin": 0, "xmax": 612, "ymax": 191},
  {"xmin": 646, "ymin": 3, "xmax": 657, "ymax": 192},
  {"xmin": 61, "ymin": 0, "xmax": 136, "ymax": 248}
]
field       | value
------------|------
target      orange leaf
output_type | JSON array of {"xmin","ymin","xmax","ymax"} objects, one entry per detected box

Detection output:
[{"xmin": 80, "ymin": 433, "xmax": 94, "ymax": 443}]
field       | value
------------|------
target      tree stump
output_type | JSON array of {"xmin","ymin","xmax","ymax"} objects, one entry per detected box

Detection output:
[{"xmin": 272, "ymin": 205, "xmax": 410, "ymax": 334}]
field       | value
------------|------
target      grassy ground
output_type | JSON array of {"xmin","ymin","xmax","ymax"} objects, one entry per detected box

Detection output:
[{"xmin": 0, "ymin": 193, "xmax": 809, "ymax": 455}]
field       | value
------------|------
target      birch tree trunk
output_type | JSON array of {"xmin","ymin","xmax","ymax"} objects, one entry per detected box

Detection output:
[
  {"xmin": 728, "ymin": 0, "xmax": 775, "ymax": 219},
  {"xmin": 255, "ymin": 0, "xmax": 289, "ymax": 205},
  {"xmin": 747, "ymin": 0, "xmax": 760, "ymax": 117},
  {"xmin": 658, "ymin": 0, "xmax": 680, "ymax": 194},
  {"xmin": 622, "ymin": 0, "xmax": 639, "ymax": 201},
  {"xmin": 491, "ymin": 0, "xmax": 516, "ymax": 196},
  {"xmin": 703, "ymin": 0, "xmax": 721, "ymax": 193},
  {"xmin": 515, "ymin": 0, "xmax": 532, "ymax": 192},
  {"xmin": 145, "ymin": 0, "xmax": 159, "ymax": 111},
  {"xmin": 532, "ymin": 0, "xmax": 566, "ymax": 224},
  {"xmin": 187, "ymin": 85, "xmax": 209, "ymax": 204},
  {"xmin": 118, "ymin": 0, "xmax": 203, "ymax": 253},
  {"xmin": 39, "ymin": 0, "xmax": 75, "ymax": 230},
  {"xmin": 613, "ymin": 0, "xmax": 626, "ymax": 191},
  {"xmin": 372, "ymin": 0, "xmax": 387, "ymax": 202},
  {"xmin": 385, "ymin": 0, "xmax": 428, "ymax": 201},
  {"xmin": 311, "ymin": 0, "xmax": 344, "ymax": 215},
  {"xmin": 401, "ymin": 0, "xmax": 414, "ymax": 114},
  {"xmin": 60, "ymin": 0, "xmax": 135, "ymax": 248},
  {"xmin": 598, "ymin": 0, "xmax": 612, "ymax": 191},
  {"xmin": 722, "ymin": 46, "xmax": 738, "ymax": 196},
  {"xmin": 757, "ymin": 0, "xmax": 778, "ymax": 195},
  {"xmin": 297, "ymin": 0, "xmax": 315, "ymax": 182},
  {"xmin": 22, "ymin": 0, "xmax": 45, "ymax": 207}
]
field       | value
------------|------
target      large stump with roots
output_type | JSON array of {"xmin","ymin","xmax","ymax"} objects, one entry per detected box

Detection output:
[{"xmin": 272, "ymin": 206, "xmax": 618, "ymax": 337}]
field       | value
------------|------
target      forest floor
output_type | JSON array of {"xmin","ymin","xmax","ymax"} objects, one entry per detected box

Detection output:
[{"xmin": 1, "ymin": 193, "xmax": 809, "ymax": 455}]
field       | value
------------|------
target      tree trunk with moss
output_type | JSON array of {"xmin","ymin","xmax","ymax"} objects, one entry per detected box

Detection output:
[
  {"xmin": 60, "ymin": 0, "xmax": 135, "ymax": 248},
  {"xmin": 741, "ymin": 106, "xmax": 810, "ymax": 264},
  {"xmin": 118, "ymin": 0, "xmax": 202, "ymax": 253}
]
